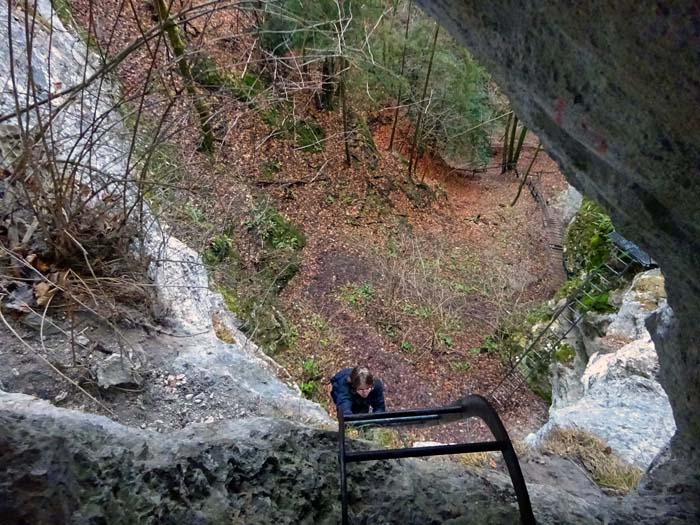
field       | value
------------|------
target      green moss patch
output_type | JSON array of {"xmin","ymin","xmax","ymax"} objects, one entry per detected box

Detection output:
[
  {"xmin": 564, "ymin": 199, "xmax": 614, "ymax": 275},
  {"xmin": 191, "ymin": 55, "xmax": 267, "ymax": 103}
]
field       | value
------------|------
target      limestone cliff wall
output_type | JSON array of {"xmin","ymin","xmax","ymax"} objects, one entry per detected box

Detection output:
[
  {"xmin": 0, "ymin": 0, "xmax": 329, "ymax": 427},
  {"xmin": 529, "ymin": 269, "xmax": 675, "ymax": 469},
  {"xmin": 0, "ymin": 390, "xmax": 619, "ymax": 524}
]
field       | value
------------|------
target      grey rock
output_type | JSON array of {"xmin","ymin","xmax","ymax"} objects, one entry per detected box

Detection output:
[
  {"xmin": 606, "ymin": 270, "xmax": 667, "ymax": 343},
  {"xmin": 0, "ymin": 390, "xmax": 617, "ymax": 525},
  {"xmin": 0, "ymin": 0, "xmax": 329, "ymax": 428},
  {"xmin": 551, "ymin": 185, "xmax": 583, "ymax": 227},
  {"xmin": 18, "ymin": 312, "xmax": 62, "ymax": 335},
  {"xmin": 417, "ymin": 3, "xmax": 700, "ymax": 518},
  {"xmin": 531, "ymin": 271, "xmax": 675, "ymax": 469},
  {"xmin": 95, "ymin": 354, "xmax": 143, "ymax": 390}
]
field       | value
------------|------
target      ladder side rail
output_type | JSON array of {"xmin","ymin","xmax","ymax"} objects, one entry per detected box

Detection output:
[{"xmin": 338, "ymin": 410, "xmax": 349, "ymax": 525}]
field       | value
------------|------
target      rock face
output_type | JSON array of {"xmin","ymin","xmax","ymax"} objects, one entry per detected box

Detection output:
[
  {"xmin": 417, "ymin": 1, "xmax": 700, "ymax": 520},
  {"xmin": 529, "ymin": 270, "xmax": 675, "ymax": 469},
  {"xmin": 0, "ymin": 390, "xmax": 621, "ymax": 525}
]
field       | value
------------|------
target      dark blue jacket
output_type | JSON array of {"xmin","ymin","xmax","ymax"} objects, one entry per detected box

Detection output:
[{"xmin": 331, "ymin": 368, "xmax": 386, "ymax": 416}]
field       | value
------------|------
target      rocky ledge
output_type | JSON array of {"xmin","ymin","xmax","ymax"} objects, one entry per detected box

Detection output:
[{"xmin": 0, "ymin": 390, "xmax": 617, "ymax": 525}]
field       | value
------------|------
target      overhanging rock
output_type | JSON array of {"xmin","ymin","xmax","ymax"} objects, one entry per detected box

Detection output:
[{"xmin": 417, "ymin": 1, "xmax": 700, "ymax": 521}]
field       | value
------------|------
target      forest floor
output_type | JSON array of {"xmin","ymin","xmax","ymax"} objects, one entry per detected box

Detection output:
[
  {"xmin": 275, "ymin": 120, "xmax": 567, "ymax": 442},
  {"xmin": 1, "ymin": 0, "xmax": 570, "ymax": 445}
]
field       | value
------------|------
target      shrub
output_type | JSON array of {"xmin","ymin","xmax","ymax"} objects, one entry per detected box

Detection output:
[
  {"xmin": 191, "ymin": 55, "xmax": 267, "ymax": 102},
  {"xmin": 579, "ymin": 291, "xmax": 614, "ymax": 313},
  {"xmin": 202, "ymin": 235, "xmax": 234, "ymax": 265},
  {"xmin": 564, "ymin": 199, "xmax": 614, "ymax": 275},
  {"xmin": 299, "ymin": 359, "xmax": 323, "ymax": 399},
  {"xmin": 294, "ymin": 120, "xmax": 325, "ymax": 152},
  {"xmin": 553, "ymin": 343, "xmax": 575, "ymax": 364},
  {"xmin": 245, "ymin": 200, "xmax": 306, "ymax": 252}
]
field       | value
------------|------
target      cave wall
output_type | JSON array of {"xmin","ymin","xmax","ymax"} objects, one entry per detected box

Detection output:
[{"xmin": 416, "ymin": 0, "xmax": 700, "ymax": 519}]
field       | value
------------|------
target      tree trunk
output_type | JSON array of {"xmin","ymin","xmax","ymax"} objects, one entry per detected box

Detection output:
[
  {"xmin": 408, "ymin": 22, "xmax": 439, "ymax": 180},
  {"xmin": 511, "ymin": 124, "xmax": 528, "ymax": 168},
  {"xmin": 318, "ymin": 56, "xmax": 335, "ymax": 111},
  {"xmin": 511, "ymin": 142, "xmax": 542, "ymax": 206},
  {"xmin": 153, "ymin": 0, "xmax": 215, "ymax": 152},
  {"xmin": 501, "ymin": 112, "xmax": 512, "ymax": 173},
  {"xmin": 388, "ymin": 0, "xmax": 413, "ymax": 151},
  {"xmin": 340, "ymin": 56, "xmax": 351, "ymax": 166},
  {"xmin": 506, "ymin": 115, "xmax": 519, "ymax": 170}
]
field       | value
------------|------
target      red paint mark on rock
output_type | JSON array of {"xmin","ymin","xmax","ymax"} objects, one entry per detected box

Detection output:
[
  {"xmin": 596, "ymin": 137, "xmax": 608, "ymax": 154},
  {"xmin": 554, "ymin": 98, "xmax": 567, "ymax": 125}
]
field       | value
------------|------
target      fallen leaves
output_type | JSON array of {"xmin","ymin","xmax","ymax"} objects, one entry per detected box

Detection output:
[{"xmin": 33, "ymin": 281, "xmax": 55, "ymax": 306}]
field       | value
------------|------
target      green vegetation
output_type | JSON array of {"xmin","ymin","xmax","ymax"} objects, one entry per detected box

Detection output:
[
  {"xmin": 306, "ymin": 314, "xmax": 340, "ymax": 349},
  {"xmin": 246, "ymin": 199, "xmax": 306, "ymax": 252},
  {"xmin": 52, "ymin": 0, "xmax": 74, "ymax": 28},
  {"xmin": 258, "ymin": 0, "xmax": 499, "ymax": 167},
  {"xmin": 553, "ymin": 343, "xmax": 575, "ymax": 364},
  {"xmin": 294, "ymin": 120, "xmax": 325, "ymax": 152},
  {"xmin": 350, "ymin": 426, "xmax": 404, "ymax": 449},
  {"xmin": 260, "ymin": 160, "xmax": 282, "ymax": 180},
  {"xmin": 202, "ymin": 234, "xmax": 234, "ymax": 265},
  {"xmin": 450, "ymin": 359, "xmax": 471, "ymax": 373},
  {"xmin": 579, "ymin": 291, "xmax": 614, "ymax": 313},
  {"xmin": 481, "ymin": 305, "xmax": 551, "ymax": 365},
  {"xmin": 340, "ymin": 282, "xmax": 376, "ymax": 307},
  {"xmin": 207, "ymin": 199, "xmax": 306, "ymax": 354},
  {"xmin": 51, "ymin": 0, "xmax": 101, "ymax": 51},
  {"xmin": 260, "ymin": 103, "xmax": 325, "ymax": 153},
  {"xmin": 337, "ymin": 236, "xmax": 500, "ymax": 357},
  {"xmin": 299, "ymin": 359, "xmax": 323, "ymax": 399},
  {"xmin": 191, "ymin": 55, "xmax": 268, "ymax": 103},
  {"xmin": 555, "ymin": 198, "xmax": 619, "ymax": 313},
  {"xmin": 477, "ymin": 304, "xmax": 554, "ymax": 402},
  {"xmin": 564, "ymin": 199, "xmax": 614, "ymax": 275}
]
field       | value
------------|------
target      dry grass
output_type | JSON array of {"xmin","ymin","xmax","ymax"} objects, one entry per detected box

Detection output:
[
  {"xmin": 541, "ymin": 427, "xmax": 643, "ymax": 493},
  {"xmin": 347, "ymin": 427, "xmax": 406, "ymax": 449},
  {"xmin": 455, "ymin": 439, "xmax": 528, "ymax": 469},
  {"xmin": 455, "ymin": 451, "xmax": 493, "ymax": 468}
]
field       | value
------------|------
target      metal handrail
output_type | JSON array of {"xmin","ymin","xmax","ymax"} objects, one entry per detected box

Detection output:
[
  {"xmin": 487, "ymin": 230, "xmax": 656, "ymax": 408},
  {"xmin": 337, "ymin": 394, "xmax": 535, "ymax": 525}
]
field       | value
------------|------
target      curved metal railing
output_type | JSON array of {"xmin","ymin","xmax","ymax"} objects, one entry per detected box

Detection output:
[{"xmin": 337, "ymin": 394, "xmax": 535, "ymax": 524}]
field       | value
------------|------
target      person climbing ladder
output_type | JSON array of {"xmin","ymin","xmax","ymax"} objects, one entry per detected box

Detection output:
[{"xmin": 331, "ymin": 366, "xmax": 386, "ymax": 416}]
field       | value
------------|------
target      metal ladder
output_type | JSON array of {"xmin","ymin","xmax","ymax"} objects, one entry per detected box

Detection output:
[
  {"xmin": 487, "ymin": 233, "xmax": 654, "ymax": 410},
  {"xmin": 337, "ymin": 395, "xmax": 535, "ymax": 524}
]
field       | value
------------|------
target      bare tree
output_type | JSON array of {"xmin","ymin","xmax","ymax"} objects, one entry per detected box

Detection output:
[{"xmin": 408, "ymin": 22, "xmax": 439, "ymax": 181}]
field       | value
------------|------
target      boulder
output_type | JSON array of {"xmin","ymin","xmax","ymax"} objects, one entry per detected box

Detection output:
[{"xmin": 416, "ymin": 2, "xmax": 700, "ymax": 519}]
